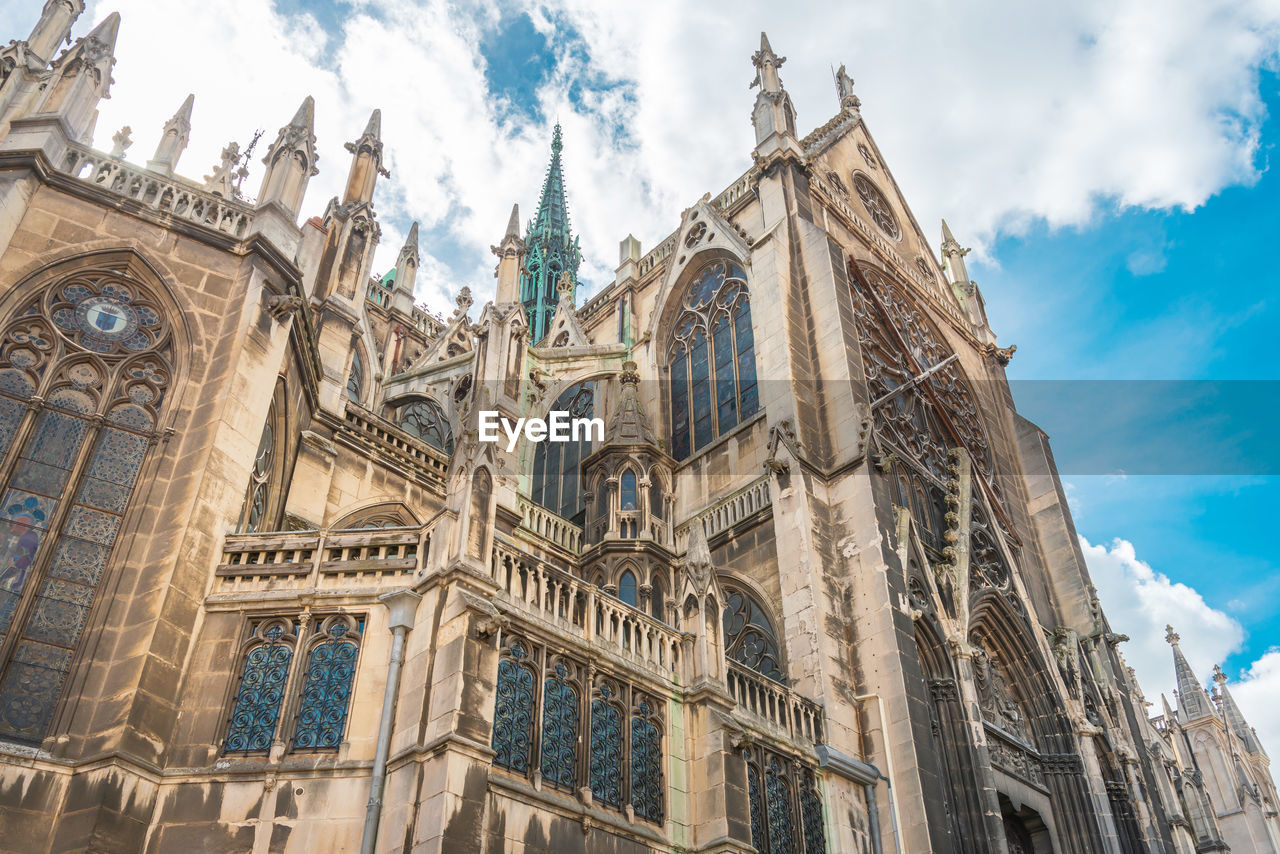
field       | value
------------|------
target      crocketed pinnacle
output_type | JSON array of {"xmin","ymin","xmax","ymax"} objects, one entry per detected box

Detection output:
[
  {"xmin": 521, "ymin": 123, "xmax": 582, "ymax": 343},
  {"xmin": 1167, "ymin": 625, "xmax": 1214, "ymax": 722}
]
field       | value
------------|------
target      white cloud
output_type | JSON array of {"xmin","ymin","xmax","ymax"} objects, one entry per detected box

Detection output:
[
  {"xmin": 1081, "ymin": 535, "xmax": 1280, "ymax": 758},
  {"xmin": 23, "ymin": 0, "xmax": 1267, "ymax": 316}
]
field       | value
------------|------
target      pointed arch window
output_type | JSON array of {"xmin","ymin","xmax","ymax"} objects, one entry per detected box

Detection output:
[
  {"xmin": 590, "ymin": 682, "xmax": 624, "ymax": 806},
  {"xmin": 346, "ymin": 348, "xmax": 365, "ymax": 404},
  {"xmin": 491, "ymin": 640, "xmax": 536, "ymax": 774},
  {"xmin": 240, "ymin": 381, "xmax": 285, "ymax": 533},
  {"xmin": 667, "ymin": 260, "xmax": 758, "ymax": 460},
  {"xmin": 224, "ymin": 618, "xmax": 296, "ymax": 754},
  {"xmin": 620, "ymin": 470, "xmax": 638, "ymax": 511},
  {"xmin": 0, "ymin": 263, "xmax": 175, "ymax": 743},
  {"xmin": 291, "ymin": 616, "xmax": 361, "ymax": 751},
  {"xmin": 397, "ymin": 397, "xmax": 453, "ymax": 454},
  {"xmin": 539, "ymin": 658, "xmax": 579, "ymax": 791},
  {"xmin": 631, "ymin": 696, "xmax": 664, "ymax": 823},
  {"xmin": 722, "ymin": 585, "xmax": 785, "ymax": 682},
  {"xmin": 531, "ymin": 381, "xmax": 594, "ymax": 523},
  {"xmin": 743, "ymin": 746, "xmax": 828, "ymax": 854},
  {"xmin": 618, "ymin": 570, "xmax": 638, "ymax": 608}
]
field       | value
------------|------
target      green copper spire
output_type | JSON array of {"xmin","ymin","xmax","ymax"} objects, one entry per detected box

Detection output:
[{"xmin": 521, "ymin": 124, "xmax": 582, "ymax": 343}]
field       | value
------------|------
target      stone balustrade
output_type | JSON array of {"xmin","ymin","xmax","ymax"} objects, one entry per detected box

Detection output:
[
  {"xmin": 516, "ymin": 495, "xmax": 583, "ymax": 553},
  {"xmin": 676, "ymin": 474, "xmax": 772, "ymax": 549},
  {"xmin": 214, "ymin": 525, "xmax": 430, "ymax": 593},
  {"xmin": 341, "ymin": 404, "xmax": 450, "ymax": 488},
  {"xmin": 59, "ymin": 143, "xmax": 254, "ymax": 238},
  {"xmin": 490, "ymin": 538, "xmax": 682, "ymax": 680},
  {"xmin": 726, "ymin": 660, "xmax": 825, "ymax": 745}
]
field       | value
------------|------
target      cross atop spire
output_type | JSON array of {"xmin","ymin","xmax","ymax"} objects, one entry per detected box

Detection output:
[{"xmin": 521, "ymin": 123, "xmax": 582, "ymax": 343}]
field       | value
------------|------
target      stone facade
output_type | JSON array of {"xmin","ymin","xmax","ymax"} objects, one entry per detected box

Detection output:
[{"xmin": 0, "ymin": 6, "xmax": 1275, "ymax": 853}]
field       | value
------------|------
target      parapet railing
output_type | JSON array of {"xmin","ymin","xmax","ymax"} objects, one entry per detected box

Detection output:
[
  {"xmin": 341, "ymin": 405, "xmax": 450, "ymax": 489},
  {"xmin": 490, "ymin": 538, "xmax": 682, "ymax": 680},
  {"xmin": 59, "ymin": 143, "xmax": 254, "ymax": 238},
  {"xmin": 726, "ymin": 660, "xmax": 824, "ymax": 745},
  {"xmin": 215, "ymin": 525, "xmax": 430, "ymax": 591},
  {"xmin": 675, "ymin": 474, "xmax": 773, "ymax": 550},
  {"xmin": 516, "ymin": 495, "xmax": 583, "ymax": 554}
]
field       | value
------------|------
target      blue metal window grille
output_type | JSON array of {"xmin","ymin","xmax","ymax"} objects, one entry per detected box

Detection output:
[
  {"xmin": 667, "ymin": 261, "xmax": 757, "ymax": 460},
  {"xmin": 748, "ymin": 760, "xmax": 766, "ymax": 852},
  {"xmin": 491, "ymin": 642, "xmax": 536, "ymax": 773},
  {"xmin": 630, "ymin": 698, "xmax": 664, "ymax": 823},
  {"xmin": 224, "ymin": 623, "xmax": 294, "ymax": 754},
  {"xmin": 765, "ymin": 756, "xmax": 797, "ymax": 854},
  {"xmin": 292, "ymin": 621, "xmax": 359, "ymax": 751},
  {"xmin": 399, "ymin": 397, "xmax": 453, "ymax": 454},
  {"xmin": 589, "ymin": 684, "xmax": 623, "ymax": 806},
  {"xmin": 539, "ymin": 660, "xmax": 579, "ymax": 790},
  {"xmin": 801, "ymin": 772, "xmax": 827, "ymax": 854}
]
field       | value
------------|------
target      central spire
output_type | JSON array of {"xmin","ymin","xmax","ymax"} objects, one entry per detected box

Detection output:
[{"xmin": 521, "ymin": 123, "xmax": 581, "ymax": 344}]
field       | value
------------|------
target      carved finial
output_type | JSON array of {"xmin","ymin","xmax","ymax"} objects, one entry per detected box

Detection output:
[
  {"xmin": 751, "ymin": 31, "xmax": 785, "ymax": 92},
  {"xmin": 109, "ymin": 125, "xmax": 131, "ymax": 159},
  {"xmin": 1165, "ymin": 625, "xmax": 1180, "ymax": 645},
  {"xmin": 202, "ymin": 141, "xmax": 240, "ymax": 197},
  {"xmin": 1212, "ymin": 664, "xmax": 1227, "ymax": 686},
  {"xmin": 556, "ymin": 270, "xmax": 574, "ymax": 303},
  {"xmin": 453, "ymin": 286, "xmax": 473, "ymax": 318},
  {"xmin": 551, "ymin": 122, "xmax": 563, "ymax": 155},
  {"xmin": 619, "ymin": 360, "xmax": 640, "ymax": 386}
]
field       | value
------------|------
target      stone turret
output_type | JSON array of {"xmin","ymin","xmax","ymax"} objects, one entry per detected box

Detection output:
[
  {"xmin": 29, "ymin": 11, "xmax": 119, "ymax": 143},
  {"xmin": 342, "ymin": 108, "xmax": 387, "ymax": 205},
  {"xmin": 750, "ymin": 31, "xmax": 798, "ymax": 151},
  {"xmin": 520, "ymin": 125, "xmax": 581, "ymax": 343},
  {"xmin": 391, "ymin": 221, "xmax": 419, "ymax": 315},
  {"xmin": 1214, "ymin": 665, "xmax": 1264, "ymax": 755},
  {"xmin": 493, "ymin": 203, "xmax": 523, "ymax": 306},
  {"xmin": 257, "ymin": 96, "xmax": 319, "ymax": 219},
  {"xmin": 146, "ymin": 93, "xmax": 193, "ymax": 176}
]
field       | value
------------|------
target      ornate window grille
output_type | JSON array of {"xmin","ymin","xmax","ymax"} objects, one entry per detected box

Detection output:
[
  {"xmin": 0, "ymin": 261, "xmax": 175, "ymax": 743},
  {"xmin": 292, "ymin": 616, "xmax": 361, "ymax": 751},
  {"xmin": 743, "ymin": 745, "xmax": 828, "ymax": 854},
  {"xmin": 397, "ymin": 396, "xmax": 453, "ymax": 454},
  {"xmin": 590, "ymin": 681, "xmax": 624, "ymax": 807},
  {"xmin": 491, "ymin": 639, "xmax": 536, "ymax": 774},
  {"xmin": 531, "ymin": 381, "xmax": 595, "ymax": 523},
  {"xmin": 487, "ymin": 639, "xmax": 665, "ymax": 824},
  {"xmin": 540, "ymin": 657, "xmax": 580, "ymax": 791},
  {"xmin": 667, "ymin": 260, "xmax": 758, "ymax": 460},
  {"xmin": 224, "ymin": 618, "xmax": 296, "ymax": 754},
  {"xmin": 630, "ymin": 696, "xmax": 664, "ymax": 823}
]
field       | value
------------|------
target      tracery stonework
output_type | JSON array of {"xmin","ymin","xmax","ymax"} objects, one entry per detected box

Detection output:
[{"xmin": 0, "ymin": 11, "xmax": 1272, "ymax": 854}]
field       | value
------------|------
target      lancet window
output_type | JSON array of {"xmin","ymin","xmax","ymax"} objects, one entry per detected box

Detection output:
[
  {"xmin": 531, "ymin": 380, "xmax": 595, "ymax": 522},
  {"xmin": 722, "ymin": 584, "xmax": 785, "ymax": 682},
  {"xmin": 222, "ymin": 613, "xmax": 363, "ymax": 755},
  {"xmin": 489, "ymin": 636, "xmax": 665, "ymax": 824},
  {"xmin": 0, "ymin": 262, "xmax": 175, "ymax": 743},
  {"xmin": 743, "ymin": 745, "xmax": 828, "ymax": 854},
  {"xmin": 346, "ymin": 348, "xmax": 365, "ymax": 404},
  {"xmin": 667, "ymin": 260, "xmax": 758, "ymax": 460},
  {"xmin": 396, "ymin": 396, "xmax": 453, "ymax": 454}
]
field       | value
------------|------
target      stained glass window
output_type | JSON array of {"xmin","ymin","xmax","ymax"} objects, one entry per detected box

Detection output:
[
  {"xmin": 224, "ymin": 620, "xmax": 295, "ymax": 754},
  {"xmin": 631, "ymin": 697, "xmax": 664, "ymax": 823},
  {"xmin": 292, "ymin": 619, "xmax": 360, "ymax": 751},
  {"xmin": 618, "ymin": 570, "xmax": 638, "ymax": 608},
  {"xmin": 539, "ymin": 659, "xmax": 579, "ymax": 790},
  {"xmin": 667, "ymin": 261, "xmax": 758, "ymax": 459},
  {"xmin": 398, "ymin": 397, "xmax": 453, "ymax": 454},
  {"xmin": 531, "ymin": 381, "xmax": 594, "ymax": 523},
  {"xmin": 491, "ymin": 641, "xmax": 536, "ymax": 774},
  {"xmin": 346, "ymin": 349, "xmax": 364, "ymax": 403},
  {"xmin": 722, "ymin": 585, "xmax": 785, "ymax": 682},
  {"xmin": 590, "ymin": 683, "xmax": 623, "ymax": 807},
  {"xmin": 0, "ymin": 264, "xmax": 172, "ymax": 743}
]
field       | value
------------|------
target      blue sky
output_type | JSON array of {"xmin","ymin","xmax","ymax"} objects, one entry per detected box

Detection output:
[{"xmin": 6, "ymin": 0, "xmax": 1278, "ymax": 748}]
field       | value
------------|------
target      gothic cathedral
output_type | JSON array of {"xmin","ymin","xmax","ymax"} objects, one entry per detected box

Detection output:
[{"xmin": 0, "ymin": 4, "xmax": 1275, "ymax": 853}]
